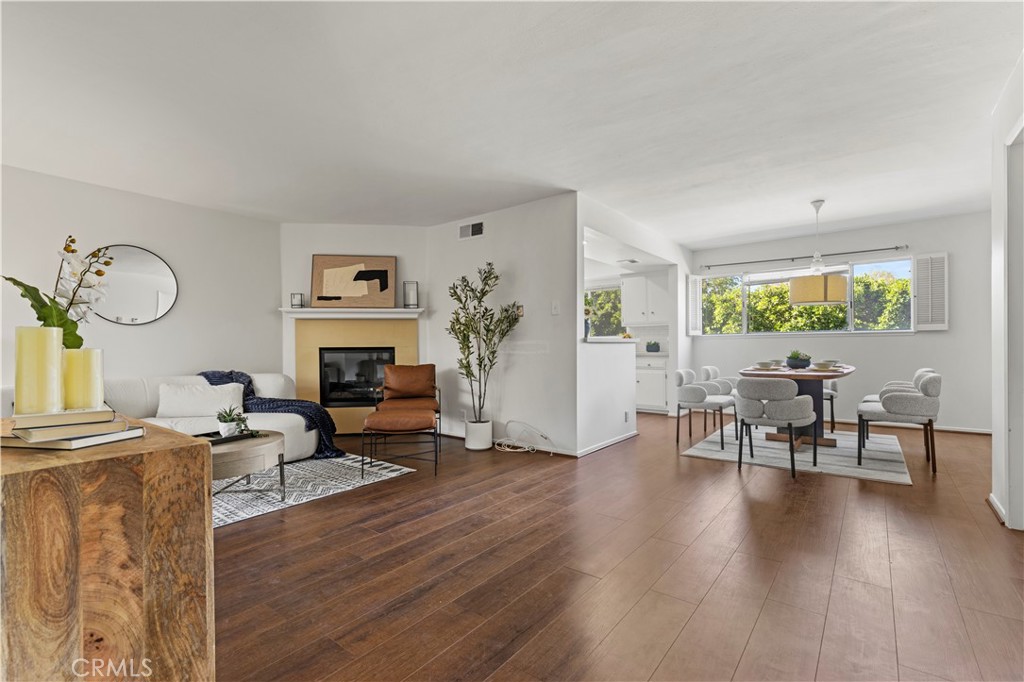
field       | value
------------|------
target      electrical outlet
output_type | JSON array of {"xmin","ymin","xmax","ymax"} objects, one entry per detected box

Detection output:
[
  {"xmin": 550, "ymin": 300, "xmax": 560, "ymax": 316},
  {"xmin": 516, "ymin": 304, "xmax": 525, "ymax": 318}
]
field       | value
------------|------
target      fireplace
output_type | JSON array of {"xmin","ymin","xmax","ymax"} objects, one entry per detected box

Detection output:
[{"xmin": 319, "ymin": 346, "xmax": 395, "ymax": 407}]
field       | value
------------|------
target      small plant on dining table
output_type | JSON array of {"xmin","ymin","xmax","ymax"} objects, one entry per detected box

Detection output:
[
  {"xmin": 786, "ymin": 349, "xmax": 812, "ymax": 369},
  {"xmin": 216, "ymin": 405, "xmax": 252, "ymax": 436}
]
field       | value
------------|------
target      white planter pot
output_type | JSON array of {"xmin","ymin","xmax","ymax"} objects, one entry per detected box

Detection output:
[
  {"xmin": 464, "ymin": 420, "xmax": 493, "ymax": 450},
  {"xmin": 219, "ymin": 422, "xmax": 239, "ymax": 437}
]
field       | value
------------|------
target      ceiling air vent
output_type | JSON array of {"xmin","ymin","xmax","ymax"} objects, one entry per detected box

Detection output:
[
  {"xmin": 459, "ymin": 222, "xmax": 484, "ymax": 240},
  {"xmin": 617, "ymin": 258, "xmax": 640, "ymax": 264}
]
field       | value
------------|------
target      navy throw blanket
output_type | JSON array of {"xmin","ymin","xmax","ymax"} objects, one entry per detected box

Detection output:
[{"xmin": 199, "ymin": 370, "xmax": 346, "ymax": 459}]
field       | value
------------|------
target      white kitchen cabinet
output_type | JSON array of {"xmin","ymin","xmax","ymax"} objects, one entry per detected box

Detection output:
[
  {"xmin": 637, "ymin": 369, "xmax": 668, "ymax": 411},
  {"xmin": 636, "ymin": 356, "xmax": 668, "ymax": 412},
  {"xmin": 621, "ymin": 271, "xmax": 672, "ymax": 326},
  {"xmin": 620, "ymin": 275, "xmax": 648, "ymax": 327}
]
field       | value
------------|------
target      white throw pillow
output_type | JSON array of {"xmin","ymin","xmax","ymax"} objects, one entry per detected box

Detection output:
[{"xmin": 156, "ymin": 383, "xmax": 245, "ymax": 418}]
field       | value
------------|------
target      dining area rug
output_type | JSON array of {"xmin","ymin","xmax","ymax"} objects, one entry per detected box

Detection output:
[{"xmin": 683, "ymin": 428, "xmax": 912, "ymax": 485}]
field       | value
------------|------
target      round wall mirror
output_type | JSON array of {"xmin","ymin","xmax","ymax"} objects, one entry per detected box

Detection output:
[{"xmin": 93, "ymin": 245, "xmax": 178, "ymax": 325}]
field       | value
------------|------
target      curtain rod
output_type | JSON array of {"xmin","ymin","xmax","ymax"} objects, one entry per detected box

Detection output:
[{"xmin": 701, "ymin": 245, "xmax": 909, "ymax": 270}]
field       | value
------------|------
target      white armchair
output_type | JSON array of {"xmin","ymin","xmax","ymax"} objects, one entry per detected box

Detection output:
[
  {"xmin": 857, "ymin": 373, "xmax": 942, "ymax": 473},
  {"xmin": 675, "ymin": 369, "xmax": 737, "ymax": 449},
  {"xmin": 736, "ymin": 377, "xmax": 817, "ymax": 479}
]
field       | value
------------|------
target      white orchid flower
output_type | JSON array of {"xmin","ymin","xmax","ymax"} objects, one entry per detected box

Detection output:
[
  {"xmin": 72, "ymin": 287, "xmax": 106, "ymax": 304},
  {"xmin": 60, "ymin": 251, "xmax": 90, "ymax": 273},
  {"xmin": 71, "ymin": 304, "xmax": 91, "ymax": 322}
]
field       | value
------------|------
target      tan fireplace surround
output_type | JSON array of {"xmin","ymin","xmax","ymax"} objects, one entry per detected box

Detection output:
[{"xmin": 294, "ymin": 318, "xmax": 419, "ymax": 433}]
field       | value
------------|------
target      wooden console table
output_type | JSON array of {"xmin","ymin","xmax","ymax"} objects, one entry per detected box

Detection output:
[{"xmin": 1, "ymin": 421, "xmax": 215, "ymax": 681}]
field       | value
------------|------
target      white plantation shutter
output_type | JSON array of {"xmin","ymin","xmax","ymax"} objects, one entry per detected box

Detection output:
[
  {"xmin": 687, "ymin": 275, "xmax": 703, "ymax": 336},
  {"xmin": 914, "ymin": 252, "xmax": 949, "ymax": 331}
]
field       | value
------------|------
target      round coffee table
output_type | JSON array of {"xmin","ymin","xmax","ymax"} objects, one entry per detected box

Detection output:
[{"xmin": 210, "ymin": 430, "xmax": 286, "ymax": 501}]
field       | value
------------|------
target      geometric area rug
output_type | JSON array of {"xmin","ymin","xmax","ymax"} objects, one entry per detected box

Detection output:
[
  {"xmin": 212, "ymin": 454, "xmax": 414, "ymax": 528},
  {"xmin": 683, "ymin": 429, "xmax": 912, "ymax": 486}
]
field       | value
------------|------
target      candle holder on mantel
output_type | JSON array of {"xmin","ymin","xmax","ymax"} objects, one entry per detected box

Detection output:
[
  {"xmin": 14, "ymin": 326, "xmax": 64, "ymax": 415},
  {"xmin": 403, "ymin": 281, "xmax": 419, "ymax": 309}
]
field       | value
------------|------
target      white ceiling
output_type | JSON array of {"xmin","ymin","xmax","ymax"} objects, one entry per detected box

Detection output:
[{"xmin": 3, "ymin": 2, "xmax": 1021, "ymax": 249}]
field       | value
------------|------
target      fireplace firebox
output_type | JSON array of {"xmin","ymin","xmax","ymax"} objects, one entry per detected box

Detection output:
[{"xmin": 319, "ymin": 347, "xmax": 395, "ymax": 407}]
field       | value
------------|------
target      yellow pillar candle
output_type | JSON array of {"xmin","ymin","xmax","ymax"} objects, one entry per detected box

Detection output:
[
  {"xmin": 14, "ymin": 326, "xmax": 64, "ymax": 415},
  {"xmin": 63, "ymin": 348, "xmax": 104, "ymax": 410}
]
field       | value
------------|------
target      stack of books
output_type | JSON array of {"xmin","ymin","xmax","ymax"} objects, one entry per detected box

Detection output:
[{"xmin": 1, "ymin": 405, "xmax": 145, "ymax": 450}]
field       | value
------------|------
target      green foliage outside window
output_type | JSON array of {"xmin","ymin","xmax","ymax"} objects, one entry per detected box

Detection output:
[
  {"xmin": 747, "ymin": 284, "xmax": 847, "ymax": 332},
  {"xmin": 701, "ymin": 277, "xmax": 742, "ymax": 335},
  {"xmin": 700, "ymin": 262, "xmax": 912, "ymax": 335},
  {"xmin": 853, "ymin": 271, "xmax": 911, "ymax": 330},
  {"xmin": 585, "ymin": 288, "xmax": 624, "ymax": 337}
]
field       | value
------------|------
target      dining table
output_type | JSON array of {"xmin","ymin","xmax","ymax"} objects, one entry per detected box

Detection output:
[{"xmin": 737, "ymin": 363, "xmax": 856, "ymax": 449}]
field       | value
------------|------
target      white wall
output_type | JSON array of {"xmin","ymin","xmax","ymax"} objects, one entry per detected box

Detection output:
[
  {"xmin": 1, "ymin": 167, "xmax": 282, "ymax": 380},
  {"xmin": 578, "ymin": 341, "xmax": 636, "ymax": 454},
  {"xmin": 691, "ymin": 212, "xmax": 991, "ymax": 432},
  {"xmin": 425, "ymin": 193, "xmax": 580, "ymax": 453},
  {"xmin": 990, "ymin": 53, "xmax": 1023, "ymax": 529}
]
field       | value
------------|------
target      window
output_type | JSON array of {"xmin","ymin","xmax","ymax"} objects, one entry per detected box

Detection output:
[
  {"xmin": 585, "ymin": 287, "xmax": 624, "ymax": 337},
  {"xmin": 853, "ymin": 260, "xmax": 912, "ymax": 331},
  {"xmin": 700, "ymin": 276, "xmax": 742, "ymax": 334},
  {"xmin": 695, "ymin": 258, "xmax": 915, "ymax": 335}
]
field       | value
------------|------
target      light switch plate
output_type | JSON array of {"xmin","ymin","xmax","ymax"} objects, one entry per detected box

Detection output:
[{"xmin": 550, "ymin": 300, "xmax": 560, "ymax": 315}]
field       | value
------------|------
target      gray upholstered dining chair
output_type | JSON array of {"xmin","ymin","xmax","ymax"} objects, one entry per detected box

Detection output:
[
  {"xmin": 696, "ymin": 366, "xmax": 736, "ymax": 430},
  {"xmin": 736, "ymin": 377, "xmax": 817, "ymax": 479},
  {"xmin": 701, "ymin": 366, "xmax": 740, "ymax": 395},
  {"xmin": 860, "ymin": 368, "xmax": 936, "ymax": 403},
  {"xmin": 858, "ymin": 367, "xmax": 935, "ymax": 439},
  {"xmin": 857, "ymin": 372, "xmax": 942, "ymax": 474},
  {"xmin": 675, "ymin": 369, "xmax": 737, "ymax": 450}
]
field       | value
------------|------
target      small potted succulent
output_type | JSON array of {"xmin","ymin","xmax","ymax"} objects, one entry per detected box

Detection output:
[
  {"xmin": 216, "ymin": 405, "xmax": 251, "ymax": 437},
  {"xmin": 786, "ymin": 350, "xmax": 812, "ymax": 369},
  {"xmin": 645, "ymin": 341, "xmax": 661, "ymax": 353}
]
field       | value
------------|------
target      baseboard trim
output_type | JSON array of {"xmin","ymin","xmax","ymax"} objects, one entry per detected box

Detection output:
[
  {"xmin": 986, "ymin": 494, "xmax": 1008, "ymax": 525},
  {"xmin": 437, "ymin": 429, "xmax": 578, "ymax": 457},
  {"xmin": 830, "ymin": 418, "xmax": 991, "ymax": 435},
  {"xmin": 575, "ymin": 431, "xmax": 639, "ymax": 457},
  {"xmin": 657, "ymin": 413, "xmax": 990, "ymax": 435}
]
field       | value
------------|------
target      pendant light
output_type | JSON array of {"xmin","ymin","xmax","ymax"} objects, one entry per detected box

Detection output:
[{"xmin": 790, "ymin": 199, "xmax": 847, "ymax": 306}]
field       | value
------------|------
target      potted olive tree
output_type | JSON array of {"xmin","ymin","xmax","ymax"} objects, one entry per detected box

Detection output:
[{"xmin": 447, "ymin": 263, "xmax": 520, "ymax": 450}]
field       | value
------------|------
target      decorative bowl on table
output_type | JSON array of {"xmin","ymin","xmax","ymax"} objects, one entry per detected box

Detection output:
[
  {"xmin": 771, "ymin": 359, "xmax": 785, "ymax": 367},
  {"xmin": 812, "ymin": 360, "xmax": 836, "ymax": 370},
  {"xmin": 755, "ymin": 361, "xmax": 775, "ymax": 369},
  {"xmin": 786, "ymin": 357, "xmax": 812, "ymax": 369},
  {"xmin": 821, "ymin": 359, "xmax": 840, "ymax": 366}
]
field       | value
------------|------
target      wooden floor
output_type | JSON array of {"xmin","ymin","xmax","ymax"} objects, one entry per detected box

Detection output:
[{"xmin": 214, "ymin": 415, "xmax": 1023, "ymax": 682}]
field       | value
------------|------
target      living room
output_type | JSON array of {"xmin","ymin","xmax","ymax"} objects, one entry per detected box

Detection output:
[{"xmin": 2, "ymin": 2, "xmax": 1023, "ymax": 681}]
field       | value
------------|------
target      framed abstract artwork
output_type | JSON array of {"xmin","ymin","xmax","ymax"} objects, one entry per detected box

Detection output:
[{"xmin": 310, "ymin": 255, "xmax": 397, "ymax": 308}]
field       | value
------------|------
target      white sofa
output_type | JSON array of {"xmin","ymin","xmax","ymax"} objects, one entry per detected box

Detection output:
[{"xmin": 2, "ymin": 373, "xmax": 319, "ymax": 462}]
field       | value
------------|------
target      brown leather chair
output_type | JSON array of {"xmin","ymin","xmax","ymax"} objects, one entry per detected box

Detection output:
[
  {"xmin": 376, "ymin": 364, "xmax": 440, "ymax": 418},
  {"xmin": 365, "ymin": 364, "xmax": 440, "ymax": 476}
]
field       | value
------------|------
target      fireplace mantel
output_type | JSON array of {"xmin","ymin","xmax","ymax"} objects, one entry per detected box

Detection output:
[{"xmin": 279, "ymin": 307, "xmax": 424, "ymax": 320}]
